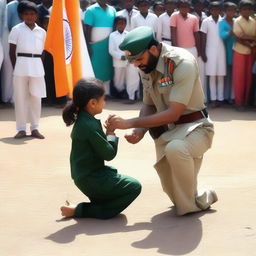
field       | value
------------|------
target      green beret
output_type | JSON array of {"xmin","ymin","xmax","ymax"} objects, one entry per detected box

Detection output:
[{"xmin": 119, "ymin": 26, "xmax": 154, "ymax": 62}]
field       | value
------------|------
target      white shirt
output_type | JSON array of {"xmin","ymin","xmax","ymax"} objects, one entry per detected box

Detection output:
[
  {"xmin": 9, "ymin": 22, "xmax": 46, "ymax": 77},
  {"xmin": 109, "ymin": 30, "xmax": 128, "ymax": 68},
  {"xmin": 200, "ymin": 15, "xmax": 226, "ymax": 75},
  {"xmin": 117, "ymin": 8, "xmax": 139, "ymax": 32},
  {"xmin": 131, "ymin": 12, "xmax": 158, "ymax": 34},
  {"xmin": 157, "ymin": 12, "xmax": 171, "ymax": 42},
  {"xmin": 200, "ymin": 15, "xmax": 224, "ymax": 51}
]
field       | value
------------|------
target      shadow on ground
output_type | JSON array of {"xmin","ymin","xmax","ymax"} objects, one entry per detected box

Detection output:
[
  {"xmin": 45, "ymin": 209, "xmax": 216, "ymax": 255},
  {"xmin": 0, "ymin": 136, "xmax": 34, "ymax": 145}
]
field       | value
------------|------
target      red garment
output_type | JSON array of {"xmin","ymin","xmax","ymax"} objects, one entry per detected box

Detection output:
[{"xmin": 232, "ymin": 51, "xmax": 254, "ymax": 105}]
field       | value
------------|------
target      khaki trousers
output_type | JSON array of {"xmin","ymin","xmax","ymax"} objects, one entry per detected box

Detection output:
[{"xmin": 154, "ymin": 126, "xmax": 214, "ymax": 215}]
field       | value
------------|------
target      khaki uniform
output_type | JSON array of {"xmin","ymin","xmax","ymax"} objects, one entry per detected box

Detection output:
[{"xmin": 141, "ymin": 43, "xmax": 215, "ymax": 215}]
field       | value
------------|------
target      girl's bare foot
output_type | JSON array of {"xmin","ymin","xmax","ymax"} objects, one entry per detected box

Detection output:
[{"xmin": 60, "ymin": 200, "xmax": 76, "ymax": 217}]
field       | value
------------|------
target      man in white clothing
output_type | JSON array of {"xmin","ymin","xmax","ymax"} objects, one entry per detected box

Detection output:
[
  {"xmin": 157, "ymin": 0, "xmax": 176, "ymax": 45},
  {"xmin": 131, "ymin": 0, "xmax": 158, "ymax": 35},
  {"xmin": 117, "ymin": 0, "xmax": 138, "ymax": 32}
]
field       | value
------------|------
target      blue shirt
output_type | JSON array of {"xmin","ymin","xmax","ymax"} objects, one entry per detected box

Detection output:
[
  {"xmin": 219, "ymin": 18, "xmax": 236, "ymax": 65},
  {"xmin": 84, "ymin": 2, "xmax": 116, "ymax": 28},
  {"xmin": 7, "ymin": 0, "xmax": 22, "ymax": 31}
]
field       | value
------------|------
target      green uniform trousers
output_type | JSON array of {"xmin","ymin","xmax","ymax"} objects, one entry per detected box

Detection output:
[{"xmin": 74, "ymin": 167, "xmax": 141, "ymax": 219}]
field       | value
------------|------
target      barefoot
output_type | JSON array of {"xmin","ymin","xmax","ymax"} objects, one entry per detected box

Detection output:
[{"xmin": 60, "ymin": 200, "xmax": 76, "ymax": 218}]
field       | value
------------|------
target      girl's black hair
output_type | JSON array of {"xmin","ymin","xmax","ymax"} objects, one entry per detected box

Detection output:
[
  {"xmin": 62, "ymin": 78, "xmax": 105, "ymax": 126},
  {"xmin": 17, "ymin": 0, "xmax": 38, "ymax": 15}
]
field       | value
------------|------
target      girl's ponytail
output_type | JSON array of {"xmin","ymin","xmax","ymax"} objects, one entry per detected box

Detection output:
[{"xmin": 62, "ymin": 101, "xmax": 78, "ymax": 126}]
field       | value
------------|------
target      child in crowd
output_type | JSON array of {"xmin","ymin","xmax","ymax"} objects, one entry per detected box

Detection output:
[
  {"xmin": 232, "ymin": 0, "xmax": 256, "ymax": 110},
  {"xmin": 219, "ymin": 1, "xmax": 237, "ymax": 104},
  {"xmin": 157, "ymin": 0, "xmax": 177, "ymax": 45},
  {"xmin": 131, "ymin": 0, "xmax": 158, "ymax": 35},
  {"xmin": 201, "ymin": 1, "xmax": 226, "ymax": 108},
  {"xmin": 9, "ymin": 1, "xmax": 46, "ymax": 139},
  {"xmin": 61, "ymin": 78, "xmax": 141, "ymax": 219},
  {"xmin": 109, "ymin": 16, "xmax": 140, "ymax": 103}
]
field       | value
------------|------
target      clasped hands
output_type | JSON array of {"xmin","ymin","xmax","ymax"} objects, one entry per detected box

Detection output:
[
  {"xmin": 105, "ymin": 114, "xmax": 129, "ymax": 131},
  {"xmin": 104, "ymin": 115, "xmax": 145, "ymax": 144}
]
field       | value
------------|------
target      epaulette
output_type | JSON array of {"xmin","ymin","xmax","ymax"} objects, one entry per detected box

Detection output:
[{"xmin": 158, "ymin": 56, "xmax": 176, "ymax": 87}]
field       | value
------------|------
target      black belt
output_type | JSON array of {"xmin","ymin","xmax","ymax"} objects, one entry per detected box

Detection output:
[
  {"xmin": 17, "ymin": 53, "xmax": 42, "ymax": 58},
  {"xmin": 162, "ymin": 38, "xmax": 172, "ymax": 42}
]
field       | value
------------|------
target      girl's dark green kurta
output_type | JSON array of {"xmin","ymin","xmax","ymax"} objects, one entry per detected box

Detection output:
[{"xmin": 70, "ymin": 111, "xmax": 118, "ymax": 180}]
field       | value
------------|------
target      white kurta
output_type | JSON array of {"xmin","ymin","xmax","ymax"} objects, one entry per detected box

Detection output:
[
  {"xmin": 109, "ymin": 30, "xmax": 140, "ymax": 99},
  {"xmin": 157, "ymin": 12, "xmax": 172, "ymax": 45},
  {"xmin": 200, "ymin": 15, "xmax": 226, "ymax": 76},
  {"xmin": 117, "ymin": 8, "xmax": 139, "ymax": 32},
  {"xmin": 131, "ymin": 12, "xmax": 158, "ymax": 34}
]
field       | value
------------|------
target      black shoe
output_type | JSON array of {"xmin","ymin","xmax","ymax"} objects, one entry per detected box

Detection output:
[{"xmin": 14, "ymin": 131, "xmax": 26, "ymax": 139}]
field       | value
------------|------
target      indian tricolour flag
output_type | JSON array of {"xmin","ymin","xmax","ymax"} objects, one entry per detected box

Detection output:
[{"xmin": 44, "ymin": 0, "xmax": 94, "ymax": 97}]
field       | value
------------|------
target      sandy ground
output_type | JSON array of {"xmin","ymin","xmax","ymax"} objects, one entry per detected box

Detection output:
[{"xmin": 0, "ymin": 101, "xmax": 256, "ymax": 256}]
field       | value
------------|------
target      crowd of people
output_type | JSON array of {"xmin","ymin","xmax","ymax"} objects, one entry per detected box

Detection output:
[
  {"xmin": 0, "ymin": 0, "xmax": 255, "ymax": 138},
  {"xmin": 82, "ymin": 0, "xmax": 256, "ymax": 109},
  {"xmin": 1, "ymin": 0, "xmax": 255, "ymax": 219}
]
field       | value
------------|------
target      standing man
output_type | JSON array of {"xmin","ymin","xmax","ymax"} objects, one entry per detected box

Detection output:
[
  {"xmin": 170, "ymin": 0, "xmax": 200, "ymax": 59},
  {"xmin": 84, "ymin": 0, "xmax": 116, "ymax": 97},
  {"xmin": 131, "ymin": 0, "xmax": 158, "ymax": 35},
  {"xmin": 157, "ymin": 0, "xmax": 177, "ymax": 45},
  {"xmin": 117, "ymin": 0, "xmax": 138, "ymax": 32},
  {"xmin": 106, "ymin": 26, "xmax": 218, "ymax": 216}
]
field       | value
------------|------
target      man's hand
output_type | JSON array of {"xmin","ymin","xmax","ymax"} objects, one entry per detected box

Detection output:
[
  {"xmin": 125, "ymin": 128, "xmax": 146, "ymax": 144},
  {"xmin": 106, "ymin": 115, "xmax": 131, "ymax": 130}
]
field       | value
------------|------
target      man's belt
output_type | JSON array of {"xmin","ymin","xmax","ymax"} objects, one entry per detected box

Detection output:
[
  {"xmin": 17, "ymin": 53, "xmax": 42, "ymax": 58},
  {"xmin": 174, "ymin": 108, "xmax": 208, "ymax": 125},
  {"xmin": 162, "ymin": 38, "xmax": 172, "ymax": 42},
  {"xmin": 148, "ymin": 108, "xmax": 208, "ymax": 140}
]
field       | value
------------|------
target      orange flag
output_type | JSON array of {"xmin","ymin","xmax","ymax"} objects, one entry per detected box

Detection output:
[{"xmin": 44, "ymin": 0, "xmax": 94, "ymax": 97}]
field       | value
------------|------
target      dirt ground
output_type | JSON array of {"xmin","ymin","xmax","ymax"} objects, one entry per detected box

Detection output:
[{"xmin": 0, "ymin": 101, "xmax": 256, "ymax": 256}]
